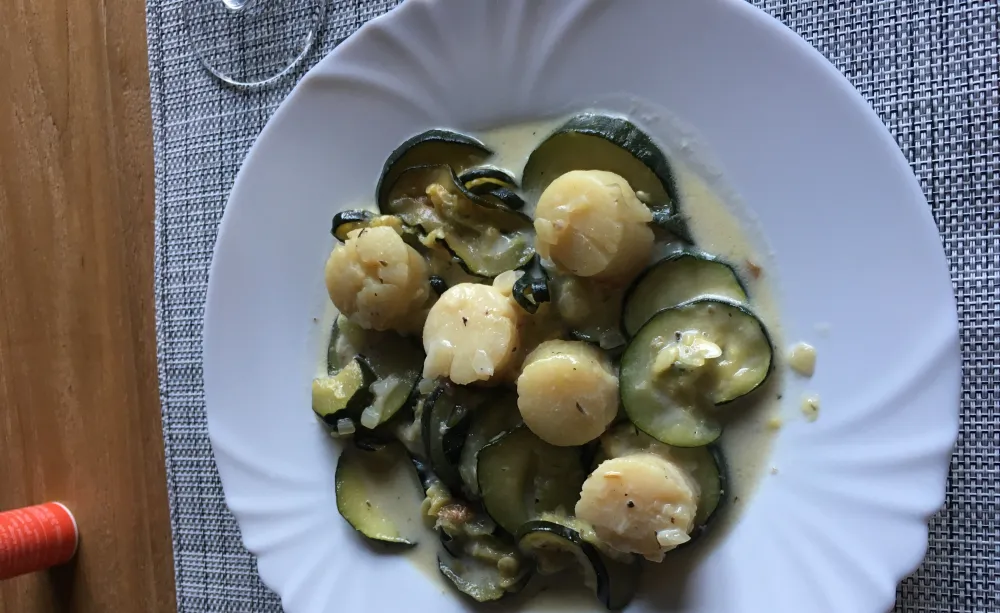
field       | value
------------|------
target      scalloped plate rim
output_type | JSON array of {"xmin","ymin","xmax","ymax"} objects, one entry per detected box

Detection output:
[{"xmin": 203, "ymin": 1, "xmax": 961, "ymax": 612}]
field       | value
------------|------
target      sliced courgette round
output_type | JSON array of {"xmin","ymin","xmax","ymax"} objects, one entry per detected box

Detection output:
[
  {"xmin": 522, "ymin": 113, "xmax": 685, "ymax": 237},
  {"xmin": 438, "ymin": 545, "xmax": 531, "ymax": 603},
  {"xmin": 620, "ymin": 298, "xmax": 773, "ymax": 447},
  {"xmin": 458, "ymin": 392, "xmax": 523, "ymax": 497},
  {"xmin": 677, "ymin": 445, "xmax": 726, "ymax": 532},
  {"xmin": 622, "ymin": 251, "xmax": 748, "ymax": 337},
  {"xmin": 335, "ymin": 443, "xmax": 420, "ymax": 546},
  {"xmin": 477, "ymin": 426, "xmax": 585, "ymax": 535},
  {"xmin": 330, "ymin": 209, "xmax": 375, "ymax": 242},
  {"xmin": 382, "ymin": 164, "xmax": 534, "ymax": 278},
  {"xmin": 376, "ymin": 129, "xmax": 491, "ymax": 210},
  {"xmin": 428, "ymin": 274, "xmax": 448, "ymax": 295},
  {"xmin": 458, "ymin": 166, "xmax": 518, "ymax": 191},
  {"xmin": 512, "ymin": 257, "xmax": 552, "ymax": 314},
  {"xmin": 311, "ymin": 357, "xmax": 376, "ymax": 426},
  {"xmin": 551, "ymin": 275, "xmax": 627, "ymax": 350},
  {"xmin": 326, "ymin": 316, "xmax": 424, "ymax": 430},
  {"xmin": 517, "ymin": 519, "xmax": 640, "ymax": 610},
  {"xmin": 422, "ymin": 384, "xmax": 478, "ymax": 492}
]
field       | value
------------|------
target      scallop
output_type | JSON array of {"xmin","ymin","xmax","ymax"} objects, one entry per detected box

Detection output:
[
  {"xmin": 422, "ymin": 282, "xmax": 522, "ymax": 385},
  {"xmin": 534, "ymin": 170, "xmax": 653, "ymax": 283},
  {"xmin": 325, "ymin": 226, "xmax": 431, "ymax": 333},
  {"xmin": 575, "ymin": 454, "xmax": 698, "ymax": 561},
  {"xmin": 515, "ymin": 340, "xmax": 618, "ymax": 446}
]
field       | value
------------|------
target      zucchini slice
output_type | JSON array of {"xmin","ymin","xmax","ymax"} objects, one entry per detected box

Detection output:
[
  {"xmin": 335, "ymin": 443, "xmax": 421, "ymax": 546},
  {"xmin": 458, "ymin": 167, "xmax": 526, "ymax": 211},
  {"xmin": 422, "ymin": 384, "xmax": 479, "ymax": 492},
  {"xmin": 330, "ymin": 209, "xmax": 375, "ymax": 242},
  {"xmin": 382, "ymin": 164, "xmax": 534, "ymax": 278},
  {"xmin": 477, "ymin": 426, "xmax": 585, "ymax": 535},
  {"xmin": 551, "ymin": 275, "xmax": 627, "ymax": 350},
  {"xmin": 517, "ymin": 519, "xmax": 640, "ymax": 610},
  {"xmin": 376, "ymin": 129, "xmax": 491, "ymax": 210},
  {"xmin": 311, "ymin": 357, "xmax": 376, "ymax": 426},
  {"xmin": 622, "ymin": 252, "xmax": 748, "ymax": 337},
  {"xmin": 678, "ymin": 445, "xmax": 726, "ymax": 532},
  {"xmin": 522, "ymin": 113, "xmax": 685, "ymax": 236},
  {"xmin": 428, "ymin": 274, "xmax": 448, "ymax": 295},
  {"xmin": 512, "ymin": 257, "xmax": 552, "ymax": 314},
  {"xmin": 458, "ymin": 392, "xmax": 523, "ymax": 497},
  {"xmin": 438, "ymin": 542, "xmax": 531, "ymax": 603},
  {"xmin": 326, "ymin": 316, "xmax": 424, "ymax": 430},
  {"xmin": 458, "ymin": 166, "xmax": 518, "ymax": 191},
  {"xmin": 620, "ymin": 299, "xmax": 773, "ymax": 447}
]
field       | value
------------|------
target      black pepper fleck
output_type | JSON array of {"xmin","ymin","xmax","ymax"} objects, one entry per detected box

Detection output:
[
  {"xmin": 674, "ymin": 331, "xmax": 682, "ymax": 340},
  {"xmin": 575, "ymin": 402, "xmax": 585, "ymax": 414},
  {"xmin": 379, "ymin": 260, "xmax": 388, "ymax": 266},
  {"xmin": 670, "ymin": 517, "xmax": 675, "ymax": 524},
  {"xmin": 627, "ymin": 501, "xmax": 635, "ymax": 508},
  {"xmin": 462, "ymin": 317, "xmax": 468, "ymax": 326}
]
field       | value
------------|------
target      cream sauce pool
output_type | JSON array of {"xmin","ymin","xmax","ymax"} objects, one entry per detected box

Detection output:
[{"xmin": 316, "ymin": 114, "xmax": 786, "ymax": 610}]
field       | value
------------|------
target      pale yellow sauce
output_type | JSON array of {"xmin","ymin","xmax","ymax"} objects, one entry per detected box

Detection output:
[
  {"xmin": 788, "ymin": 341, "xmax": 818, "ymax": 377},
  {"xmin": 315, "ymin": 113, "xmax": 786, "ymax": 609}
]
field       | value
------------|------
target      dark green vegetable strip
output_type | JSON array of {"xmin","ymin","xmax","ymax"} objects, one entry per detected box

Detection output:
[
  {"xmin": 422, "ymin": 384, "xmax": 475, "ymax": 492},
  {"xmin": 622, "ymin": 251, "xmax": 748, "ymax": 337},
  {"xmin": 458, "ymin": 392, "xmax": 522, "ymax": 497},
  {"xmin": 311, "ymin": 357, "xmax": 376, "ymax": 426},
  {"xmin": 429, "ymin": 275, "xmax": 448, "ymax": 295},
  {"xmin": 517, "ymin": 519, "xmax": 640, "ymax": 610},
  {"xmin": 477, "ymin": 426, "xmax": 584, "ymax": 534},
  {"xmin": 330, "ymin": 209, "xmax": 375, "ymax": 242},
  {"xmin": 376, "ymin": 129, "xmax": 491, "ymax": 210}
]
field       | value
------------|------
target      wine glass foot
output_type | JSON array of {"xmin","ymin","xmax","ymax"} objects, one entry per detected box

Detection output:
[{"xmin": 184, "ymin": 0, "xmax": 326, "ymax": 89}]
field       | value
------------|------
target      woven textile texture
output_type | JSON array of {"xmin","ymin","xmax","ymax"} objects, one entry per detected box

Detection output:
[{"xmin": 146, "ymin": 1, "xmax": 999, "ymax": 610}]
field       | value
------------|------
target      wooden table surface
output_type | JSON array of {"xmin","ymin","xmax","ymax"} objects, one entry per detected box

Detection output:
[{"xmin": 0, "ymin": 0, "xmax": 176, "ymax": 610}]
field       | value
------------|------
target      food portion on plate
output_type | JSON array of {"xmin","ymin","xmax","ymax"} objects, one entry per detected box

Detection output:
[{"xmin": 313, "ymin": 113, "xmax": 781, "ymax": 609}]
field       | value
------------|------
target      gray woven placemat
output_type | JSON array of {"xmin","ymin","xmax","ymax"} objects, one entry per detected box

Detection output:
[{"xmin": 147, "ymin": 1, "xmax": 999, "ymax": 610}]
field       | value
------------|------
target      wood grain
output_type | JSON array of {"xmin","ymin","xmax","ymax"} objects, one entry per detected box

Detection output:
[{"xmin": 0, "ymin": 0, "xmax": 176, "ymax": 610}]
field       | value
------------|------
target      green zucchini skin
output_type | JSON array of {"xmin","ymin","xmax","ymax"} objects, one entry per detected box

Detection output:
[
  {"xmin": 437, "ymin": 551, "xmax": 531, "ymax": 603},
  {"xmin": 686, "ymin": 444, "xmax": 727, "ymax": 539},
  {"xmin": 476, "ymin": 426, "xmax": 584, "ymax": 535},
  {"xmin": 325, "ymin": 317, "xmax": 424, "ymax": 431},
  {"xmin": 622, "ymin": 250, "xmax": 749, "ymax": 337},
  {"xmin": 335, "ymin": 444, "xmax": 417, "ymax": 546},
  {"xmin": 428, "ymin": 275, "xmax": 448, "ymax": 295},
  {"xmin": 458, "ymin": 392, "xmax": 522, "ymax": 498},
  {"xmin": 381, "ymin": 164, "xmax": 534, "ymax": 278},
  {"xmin": 330, "ymin": 209, "xmax": 375, "ymax": 242},
  {"xmin": 457, "ymin": 166, "xmax": 518, "ymax": 190},
  {"xmin": 422, "ymin": 384, "xmax": 475, "ymax": 493},
  {"xmin": 376, "ymin": 129, "xmax": 491, "ymax": 210},
  {"xmin": 620, "ymin": 298, "xmax": 773, "ymax": 447},
  {"xmin": 512, "ymin": 257, "xmax": 552, "ymax": 314},
  {"xmin": 517, "ymin": 520, "xmax": 640, "ymax": 610},
  {"xmin": 522, "ymin": 113, "xmax": 687, "ymax": 240},
  {"xmin": 311, "ymin": 357, "xmax": 376, "ymax": 426}
]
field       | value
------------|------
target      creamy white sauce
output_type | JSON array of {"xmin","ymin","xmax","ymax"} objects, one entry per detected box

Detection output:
[{"xmin": 315, "ymin": 110, "xmax": 788, "ymax": 608}]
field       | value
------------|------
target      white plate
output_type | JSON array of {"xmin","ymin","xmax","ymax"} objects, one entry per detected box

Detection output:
[{"xmin": 203, "ymin": 1, "xmax": 960, "ymax": 611}]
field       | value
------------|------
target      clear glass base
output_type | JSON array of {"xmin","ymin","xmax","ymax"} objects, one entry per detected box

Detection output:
[{"xmin": 185, "ymin": 0, "xmax": 326, "ymax": 89}]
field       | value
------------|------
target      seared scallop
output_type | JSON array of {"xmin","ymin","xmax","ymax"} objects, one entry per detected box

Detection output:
[
  {"xmin": 575, "ymin": 454, "xmax": 698, "ymax": 561},
  {"xmin": 534, "ymin": 170, "xmax": 653, "ymax": 283},
  {"xmin": 422, "ymin": 281, "xmax": 522, "ymax": 385},
  {"xmin": 515, "ymin": 340, "xmax": 618, "ymax": 446},
  {"xmin": 325, "ymin": 225, "xmax": 430, "ymax": 333}
]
